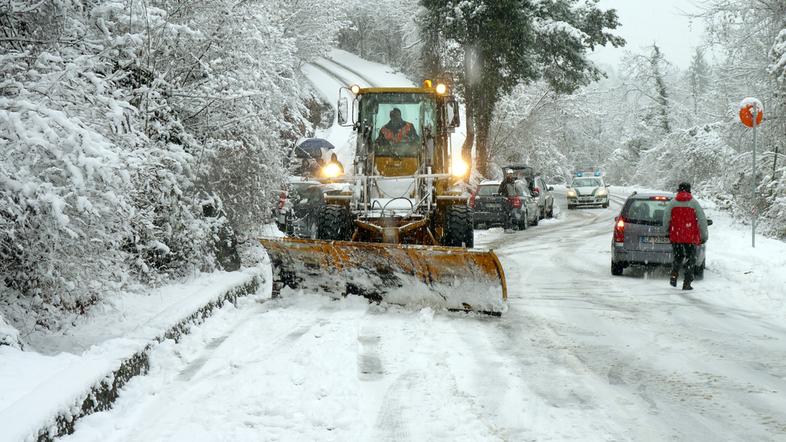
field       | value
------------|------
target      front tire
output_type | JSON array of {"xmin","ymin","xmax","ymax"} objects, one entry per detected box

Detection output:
[
  {"xmin": 611, "ymin": 261, "xmax": 624, "ymax": 276},
  {"xmin": 568, "ymin": 204, "xmax": 576, "ymax": 210},
  {"xmin": 443, "ymin": 205, "xmax": 474, "ymax": 248},
  {"xmin": 316, "ymin": 205, "xmax": 353, "ymax": 241}
]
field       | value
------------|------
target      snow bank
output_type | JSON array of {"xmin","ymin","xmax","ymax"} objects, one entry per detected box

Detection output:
[
  {"xmin": 0, "ymin": 313, "xmax": 21, "ymax": 349},
  {"xmin": 0, "ymin": 266, "xmax": 269, "ymax": 441}
]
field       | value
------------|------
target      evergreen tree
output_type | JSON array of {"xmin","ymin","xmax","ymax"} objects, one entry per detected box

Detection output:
[
  {"xmin": 650, "ymin": 45, "xmax": 672, "ymax": 134},
  {"xmin": 687, "ymin": 48, "xmax": 711, "ymax": 116},
  {"xmin": 419, "ymin": 0, "xmax": 624, "ymax": 175}
]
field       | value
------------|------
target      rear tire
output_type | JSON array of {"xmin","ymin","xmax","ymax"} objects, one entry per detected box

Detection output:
[
  {"xmin": 518, "ymin": 210, "xmax": 528, "ymax": 230},
  {"xmin": 316, "ymin": 205, "xmax": 353, "ymax": 241},
  {"xmin": 611, "ymin": 261, "xmax": 624, "ymax": 276},
  {"xmin": 443, "ymin": 205, "xmax": 474, "ymax": 248},
  {"xmin": 531, "ymin": 212, "xmax": 539, "ymax": 226},
  {"xmin": 547, "ymin": 203, "xmax": 554, "ymax": 218},
  {"xmin": 695, "ymin": 260, "xmax": 705, "ymax": 279}
]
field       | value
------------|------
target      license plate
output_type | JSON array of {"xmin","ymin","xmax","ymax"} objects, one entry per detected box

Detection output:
[{"xmin": 640, "ymin": 236, "xmax": 670, "ymax": 245}]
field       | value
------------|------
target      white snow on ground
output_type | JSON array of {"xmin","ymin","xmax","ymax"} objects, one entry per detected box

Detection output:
[
  {"xmin": 8, "ymin": 51, "xmax": 786, "ymax": 440},
  {"xmin": 57, "ymin": 186, "xmax": 786, "ymax": 441},
  {"xmin": 328, "ymin": 49, "xmax": 414, "ymax": 87},
  {"xmin": 0, "ymin": 266, "xmax": 268, "ymax": 442}
]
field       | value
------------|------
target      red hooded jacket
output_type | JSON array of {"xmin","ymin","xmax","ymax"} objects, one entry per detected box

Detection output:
[{"xmin": 663, "ymin": 191, "xmax": 709, "ymax": 245}]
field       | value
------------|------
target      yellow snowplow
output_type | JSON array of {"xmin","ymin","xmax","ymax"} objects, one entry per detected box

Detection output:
[
  {"xmin": 260, "ymin": 237, "xmax": 507, "ymax": 314},
  {"xmin": 261, "ymin": 81, "xmax": 508, "ymax": 314}
]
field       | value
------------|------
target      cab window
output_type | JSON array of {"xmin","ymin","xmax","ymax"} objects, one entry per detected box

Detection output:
[{"xmin": 360, "ymin": 93, "xmax": 437, "ymax": 157}]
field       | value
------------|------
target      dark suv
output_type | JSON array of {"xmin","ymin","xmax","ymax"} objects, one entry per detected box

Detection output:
[
  {"xmin": 611, "ymin": 192, "xmax": 711, "ymax": 276},
  {"xmin": 470, "ymin": 180, "xmax": 538, "ymax": 229}
]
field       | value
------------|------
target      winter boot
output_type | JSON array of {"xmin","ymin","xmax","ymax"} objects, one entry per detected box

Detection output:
[
  {"xmin": 669, "ymin": 272, "xmax": 678, "ymax": 287},
  {"xmin": 682, "ymin": 281, "xmax": 693, "ymax": 291}
]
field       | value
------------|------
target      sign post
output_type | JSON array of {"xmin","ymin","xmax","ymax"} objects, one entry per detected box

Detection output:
[{"xmin": 738, "ymin": 98, "xmax": 764, "ymax": 248}]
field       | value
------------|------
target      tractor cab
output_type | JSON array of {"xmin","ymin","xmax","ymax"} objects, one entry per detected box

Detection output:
[{"xmin": 362, "ymin": 91, "xmax": 435, "ymax": 177}]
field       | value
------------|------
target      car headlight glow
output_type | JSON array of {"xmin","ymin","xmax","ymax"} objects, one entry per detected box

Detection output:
[
  {"xmin": 595, "ymin": 188, "xmax": 608, "ymax": 197},
  {"xmin": 451, "ymin": 158, "xmax": 469, "ymax": 177},
  {"xmin": 567, "ymin": 189, "xmax": 577, "ymax": 197},
  {"xmin": 321, "ymin": 163, "xmax": 343, "ymax": 178}
]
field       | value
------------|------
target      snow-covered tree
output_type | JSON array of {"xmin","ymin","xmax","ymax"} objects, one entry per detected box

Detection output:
[
  {"xmin": 419, "ymin": 0, "xmax": 625, "ymax": 176},
  {"xmin": 0, "ymin": 0, "xmax": 346, "ymax": 323}
]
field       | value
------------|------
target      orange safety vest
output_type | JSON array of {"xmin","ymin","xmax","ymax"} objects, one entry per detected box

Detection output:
[{"xmin": 381, "ymin": 123, "xmax": 413, "ymax": 144}]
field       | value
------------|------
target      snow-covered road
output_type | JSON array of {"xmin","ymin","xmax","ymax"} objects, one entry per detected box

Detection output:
[{"xmin": 64, "ymin": 190, "xmax": 786, "ymax": 441}]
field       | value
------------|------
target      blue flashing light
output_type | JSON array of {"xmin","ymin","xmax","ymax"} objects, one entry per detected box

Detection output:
[
  {"xmin": 594, "ymin": 171, "xmax": 602, "ymax": 176},
  {"xmin": 576, "ymin": 172, "xmax": 583, "ymax": 177}
]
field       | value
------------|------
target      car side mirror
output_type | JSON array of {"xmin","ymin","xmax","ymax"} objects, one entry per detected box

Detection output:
[
  {"xmin": 548, "ymin": 186, "xmax": 554, "ymax": 191},
  {"xmin": 605, "ymin": 184, "xmax": 610, "ymax": 188},
  {"xmin": 707, "ymin": 219, "xmax": 713, "ymax": 226}
]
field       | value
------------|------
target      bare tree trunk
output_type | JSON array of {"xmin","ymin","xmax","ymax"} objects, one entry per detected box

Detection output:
[
  {"xmin": 476, "ymin": 111, "xmax": 490, "ymax": 177},
  {"xmin": 462, "ymin": 47, "xmax": 475, "ymax": 168}
]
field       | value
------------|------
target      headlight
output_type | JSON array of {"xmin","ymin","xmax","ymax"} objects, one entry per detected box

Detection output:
[
  {"xmin": 567, "ymin": 189, "xmax": 577, "ymax": 197},
  {"xmin": 451, "ymin": 158, "xmax": 469, "ymax": 177},
  {"xmin": 595, "ymin": 188, "xmax": 608, "ymax": 197},
  {"xmin": 321, "ymin": 163, "xmax": 343, "ymax": 178}
]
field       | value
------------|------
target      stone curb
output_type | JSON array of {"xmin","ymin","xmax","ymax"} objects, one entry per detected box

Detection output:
[{"xmin": 34, "ymin": 274, "xmax": 264, "ymax": 441}]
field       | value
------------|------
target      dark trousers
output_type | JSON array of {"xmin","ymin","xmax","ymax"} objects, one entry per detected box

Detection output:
[{"xmin": 671, "ymin": 243, "xmax": 697, "ymax": 283}]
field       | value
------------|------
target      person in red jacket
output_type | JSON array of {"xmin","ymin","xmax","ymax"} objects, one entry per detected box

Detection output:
[{"xmin": 662, "ymin": 182, "xmax": 709, "ymax": 290}]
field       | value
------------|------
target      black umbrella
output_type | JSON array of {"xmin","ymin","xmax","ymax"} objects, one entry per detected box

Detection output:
[{"xmin": 293, "ymin": 138, "xmax": 335, "ymax": 159}]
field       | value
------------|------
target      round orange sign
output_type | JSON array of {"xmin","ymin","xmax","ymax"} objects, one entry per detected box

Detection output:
[{"xmin": 739, "ymin": 99, "xmax": 764, "ymax": 128}]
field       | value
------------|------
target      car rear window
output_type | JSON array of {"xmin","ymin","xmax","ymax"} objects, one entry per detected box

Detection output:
[
  {"xmin": 624, "ymin": 199, "xmax": 671, "ymax": 225},
  {"xmin": 477, "ymin": 185, "xmax": 498, "ymax": 196}
]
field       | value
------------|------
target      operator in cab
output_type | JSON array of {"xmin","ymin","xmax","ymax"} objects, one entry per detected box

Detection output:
[{"xmin": 377, "ymin": 107, "xmax": 419, "ymax": 146}]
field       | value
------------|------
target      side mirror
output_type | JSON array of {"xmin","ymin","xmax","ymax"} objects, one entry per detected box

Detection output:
[
  {"xmin": 548, "ymin": 186, "xmax": 554, "ymax": 191},
  {"xmin": 707, "ymin": 219, "xmax": 713, "ymax": 226},
  {"xmin": 337, "ymin": 87, "xmax": 356, "ymax": 127},
  {"xmin": 566, "ymin": 185, "xmax": 571, "ymax": 188},
  {"xmin": 446, "ymin": 99, "xmax": 460, "ymax": 129},
  {"xmin": 337, "ymin": 96, "xmax": 349, "ymax": 126},
  {"xmin": 605, "ymin": 184, "xmax": 610, "ymax": 188}
]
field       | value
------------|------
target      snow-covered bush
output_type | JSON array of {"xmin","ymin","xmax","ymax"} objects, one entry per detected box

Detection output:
[
  {"xmin": 1, "ymin": 0, "xmax": 344, "ymax": 325},
  {"xmin": 634, "ymin": 123, "xmax": 736, "ymax": 193},
  {"xmin": 0, "ymin": 311, "xmax": 22, "ymax": 349}
]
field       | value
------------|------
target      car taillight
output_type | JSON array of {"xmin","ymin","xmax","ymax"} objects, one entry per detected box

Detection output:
[
  {"xmin": 509, "ymin": 196, "xmax": 522, "ymax": 208},
  {"xmin": 534, "ymin": 187, "xmax": 541, "ymax": 194},
  {"xmin": 277, "ymin": 191, "xmax": 287, "ymax": 209},
  {"xmin": 469, "ymin": 192, "xmax": 476, "ymax": 208},
  {"xmin": 614, "ymin": 216, "xmax": 625, "ymax": 243}
]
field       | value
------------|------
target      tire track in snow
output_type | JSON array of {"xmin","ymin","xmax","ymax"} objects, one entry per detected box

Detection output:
[{"xmin": 322, "ymin": 56, "xmax": 379, "ymax": 87}]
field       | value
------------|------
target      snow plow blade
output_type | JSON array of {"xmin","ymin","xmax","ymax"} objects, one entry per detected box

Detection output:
[{"xmin": 260, "ymin": 238, "xmax": 507, "ymax": 315}]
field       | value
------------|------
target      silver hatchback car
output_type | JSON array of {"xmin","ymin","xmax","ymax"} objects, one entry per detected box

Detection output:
[{"xmin": 611, "ymin": 192, "xmax": 712, "ymax": 276}]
